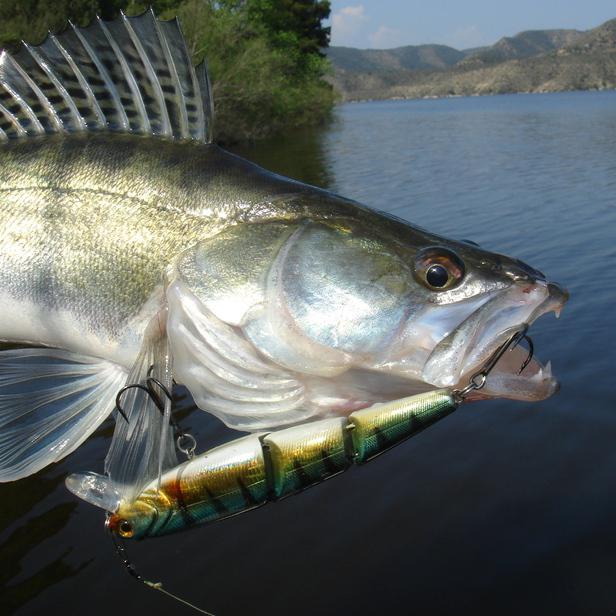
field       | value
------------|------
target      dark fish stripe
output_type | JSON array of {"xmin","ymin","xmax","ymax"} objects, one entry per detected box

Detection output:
[
  {"xmin": 292, "ymin": 458, "xmax": 313, "ymax": 488},
  {"xmin": 174, "ymin": 465, "xmax": 195, "ymax": 528},
  {"xmin": 142, "ymin": 507, "xmax": 159, "ymax": 539},
  {"xmin": 259, "ymin": 438, "xmax": 277, "ymax": 501},
  {"xmin": 237, "ymin": 477, "xmax": 258, "ymax": 506},
  {"xmin": 373, "ymin": 426, "xmax": 390, "ymax": 452},
  {"xmin": 320, "ymin": 448, "xmax": 340, "ymax": 476},
  {"xmin": 204, "ymin": 486, "xmax": 229, "ymax": 516}
]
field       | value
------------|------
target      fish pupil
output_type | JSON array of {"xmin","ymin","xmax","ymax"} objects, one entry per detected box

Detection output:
[{"xmin": 426, "ymin": 264, "xmax": 449, "ymax": 288}]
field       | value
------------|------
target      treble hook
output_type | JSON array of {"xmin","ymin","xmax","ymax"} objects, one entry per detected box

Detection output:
[
  {"xmin": 114, "ymin": 379, "xmax": 171, "ymax": 423},
  {"xmin": 517, "ymin": 334, "xmax": 534, "ymax": 375},
  {"xmin": 114, "ymin": 371, "xmax": 196, "ymax": 459},
  {"xmin": 453, "ymin": 323, "xmax": 531, "ymax": 401}
]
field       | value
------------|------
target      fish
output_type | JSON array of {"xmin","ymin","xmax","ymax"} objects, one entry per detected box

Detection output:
[{"xmin": 0, "ymin": 10, "xmax": 567, "ymax": 500}]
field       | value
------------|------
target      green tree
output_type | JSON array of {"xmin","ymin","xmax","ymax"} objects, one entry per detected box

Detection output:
[{"xmin": 0, "ymin": 0, "xmax": 335, "ymax": 142}]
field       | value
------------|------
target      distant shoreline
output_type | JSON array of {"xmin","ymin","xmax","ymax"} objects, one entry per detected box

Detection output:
[{"xmin": 338, "ymin": 85, "xmax": 616, "ymax": 105}]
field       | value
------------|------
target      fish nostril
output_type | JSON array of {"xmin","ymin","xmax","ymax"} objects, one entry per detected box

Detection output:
[{"xmin": 503, "ymin": 259, "xmax": 546, "ymax": 284}]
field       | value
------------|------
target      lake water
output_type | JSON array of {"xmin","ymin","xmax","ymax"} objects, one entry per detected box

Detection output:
[{"xmin": 2, "ymin": 91, "xmax": 616, "ymax": 615}]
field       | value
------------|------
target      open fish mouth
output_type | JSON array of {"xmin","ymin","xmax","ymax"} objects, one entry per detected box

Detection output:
[{"xmin": 427, "ymin": 281, "xmax": 569, "ymax": 402}]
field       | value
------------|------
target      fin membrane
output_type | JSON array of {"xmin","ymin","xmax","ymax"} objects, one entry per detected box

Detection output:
[
  {"xmin": 104, "ymin": 326, "xmax": 178, "ymax": 502},
  {"xmin": 0, "ymin": 9, "xmax": 212, "ymax": 142},
  {"xmin": 0, "ymin": 348, "xmax": 126, "ymax": 482},
  {"xmin": 166, "ymin": 279, "xmax": 316, "ymax": 432}
]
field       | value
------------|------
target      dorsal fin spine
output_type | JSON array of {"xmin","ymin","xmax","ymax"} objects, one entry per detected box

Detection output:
[
  {"xmin": 152, "ymin": 15, "xmax": 189, "ymax": 139},
  {"xmin": 12, "ymin": 47, "xmax": 64, "ymax": 132},
  {"xmin": 24, "ymin": 43, "xmax": 86, "ymax": 131},
  {"xmin": 71, "ymin": 24, "xmax": 129, "ymax": 130},
  {"xmin": 196, "ymin": 61, "xmax": 213, "ymax": 142},
  {"xmin": 97, "ymin": 17, "xmax": 150, "ymax": 133},
  {"xmin": 0, "ymin": 58, "xmax": 44, "ymax": 135},
  {"xmin": 122, "ymin": 12, "xmax": 172, "ymax": 137},
  {"xmin": 50, "ymin": 33, "xmax": 105, "ymax": 128},
  {"xmin": 0, "ymin": 99, "xmax": 26, "ymax": 137}
]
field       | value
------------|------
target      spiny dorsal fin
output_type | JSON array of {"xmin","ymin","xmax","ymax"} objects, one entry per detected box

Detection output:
[{"xmin": 0, "ymin": 9, "xmax": 213, "ymax": 143}]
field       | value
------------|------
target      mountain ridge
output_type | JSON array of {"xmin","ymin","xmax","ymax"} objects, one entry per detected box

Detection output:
[{"xmin": 327, "ymin": 19, "xmax": 616, "ymax": 101}]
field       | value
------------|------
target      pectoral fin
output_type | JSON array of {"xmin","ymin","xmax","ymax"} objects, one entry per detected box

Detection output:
[
  {"xmin": 0, "ymin": 348, "xmax": 127, "ymax": 482},
  {"xmin": 103, "ymin": 324, "xmax": 178, "ymax": 503},
  {"xmin": 166, "ymin": 278, "xmax": 314, "ymax": 431}
]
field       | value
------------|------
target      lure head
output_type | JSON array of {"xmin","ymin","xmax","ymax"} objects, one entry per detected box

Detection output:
[
  {"xmin": 66, "ymin": 472, "xmax": 164, "ymax": 540},
  {"xmin": 106, "ymin": 496, "xmax": 160, "ymax": 540}
]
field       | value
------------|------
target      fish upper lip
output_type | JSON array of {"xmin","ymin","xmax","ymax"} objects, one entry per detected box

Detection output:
[{"xmin": 528, "ymin": 281, "xmax": 568, "ymax": 322}]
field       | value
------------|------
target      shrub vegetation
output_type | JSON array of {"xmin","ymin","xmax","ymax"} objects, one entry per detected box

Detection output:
[{"xmin": 0, "ymin": 0, "xmax": 335, "ymax": 142}]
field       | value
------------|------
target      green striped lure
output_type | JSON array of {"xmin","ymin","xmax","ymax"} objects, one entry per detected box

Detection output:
[
  {"xmin": 106, "ymin": 388, "xmax": 458, "ymax": 539},
  {"xmin": 64, "ymin": 330, "xmax": 529, "ymax": 613}
]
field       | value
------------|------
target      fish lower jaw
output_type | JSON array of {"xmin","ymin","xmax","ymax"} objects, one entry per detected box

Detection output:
[
  {"xmin": 459, "ymin": 343, "xmax": 558, "ymax": 402},
  {"xmin": 455, "ymin": 282, "xmax": 567, "ymax": 402}
]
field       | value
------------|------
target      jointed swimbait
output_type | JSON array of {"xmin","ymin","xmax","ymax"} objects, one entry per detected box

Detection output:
[{"xmin": 84, "ymin": 389, "xmax": 458, "ymax": 539}]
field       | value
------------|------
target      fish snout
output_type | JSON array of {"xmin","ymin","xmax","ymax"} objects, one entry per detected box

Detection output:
[
  {"xmin": 500, "ymin": 257, "xmax": 546, "ymax": 284},
  {"xmin": 547, "ymin": 282, "xmax": 569, "ymax": 305}
]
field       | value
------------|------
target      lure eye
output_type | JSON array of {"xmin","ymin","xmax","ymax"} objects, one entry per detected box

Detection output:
[
  {"xmin": 415, "ymin": 247, "xmax": 465, "ymax": 291},
  {"xmin": 118, "ymin": 519, "xmax": 134, "ymax": 538}
]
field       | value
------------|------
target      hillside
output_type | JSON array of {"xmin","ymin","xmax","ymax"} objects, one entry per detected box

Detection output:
[
  {"xmin": 329, "ymin": 19, "xmax": 616, "ymax": 101},
  {"xmin": 458, "ymin": 29, "xmax": 583, "ymax": 67}
]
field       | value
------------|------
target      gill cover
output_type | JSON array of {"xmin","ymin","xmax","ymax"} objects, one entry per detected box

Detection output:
[{"xmin": 167, "ymin": 220, "xmax": 415, "ymax": 430}]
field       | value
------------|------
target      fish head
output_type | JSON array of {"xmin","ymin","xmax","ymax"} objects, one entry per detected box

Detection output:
[
  {"xmin": 169, "ymin": 209, "xmax": 567, "ymax": 423},
  {"xmin": 371, "ymin": 229, "xmax": 568, "ymax": 401}
]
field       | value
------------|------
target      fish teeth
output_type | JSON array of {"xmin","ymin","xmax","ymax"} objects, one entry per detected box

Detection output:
[{"xmin": 554, "ymin": 307, "xmax": 561, "ymax": 319}]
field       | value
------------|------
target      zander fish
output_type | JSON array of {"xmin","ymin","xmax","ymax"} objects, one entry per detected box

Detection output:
[{"xmin": 0, "ymin": 11, "xmax": 567, "ymax": 498}]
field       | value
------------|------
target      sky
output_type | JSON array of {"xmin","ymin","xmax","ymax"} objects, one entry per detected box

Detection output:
[{"xmin": 328, "ymin": 1, "xmax": 616, "ymax": 50}]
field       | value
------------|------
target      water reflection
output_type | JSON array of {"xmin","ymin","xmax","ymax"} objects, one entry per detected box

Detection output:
[
  {"xmin": 229, "ymin": 120, "xmax": 336, "ymax": 189},
  {"xmin": 1, "ymin": 503, "xmax": 90, "ymax": 614}
]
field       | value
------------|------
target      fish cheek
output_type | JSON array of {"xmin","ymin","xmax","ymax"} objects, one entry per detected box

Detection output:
[{"xmin": 242, "ymin": 222, "xmax": 416, "ymax": 373}]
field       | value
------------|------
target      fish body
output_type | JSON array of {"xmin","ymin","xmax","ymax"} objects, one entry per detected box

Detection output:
[
  {"xmin": 0, "ymin": 133, "xmax": 352, "ymax": 365},
  {"xmin": 0, "ymin": 11, "xmax": 567, "ymax": 492}
]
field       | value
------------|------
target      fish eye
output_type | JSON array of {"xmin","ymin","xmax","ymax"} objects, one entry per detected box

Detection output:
[
  {"xmin": 426, "ymin": 264, "xmax": 449, "ymax": 287},
  {"xmin": 415, "ymin": 247, "xmax": 465, "ymax": 291},
  {"xmin": 118, "ymin": 519, "xmax": 134, "ymax": 538}
]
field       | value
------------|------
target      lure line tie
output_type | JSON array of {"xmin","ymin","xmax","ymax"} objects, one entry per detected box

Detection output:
[{"xmin": 108, "ymin": 515, "xmax": 214, "ymax": 615}]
